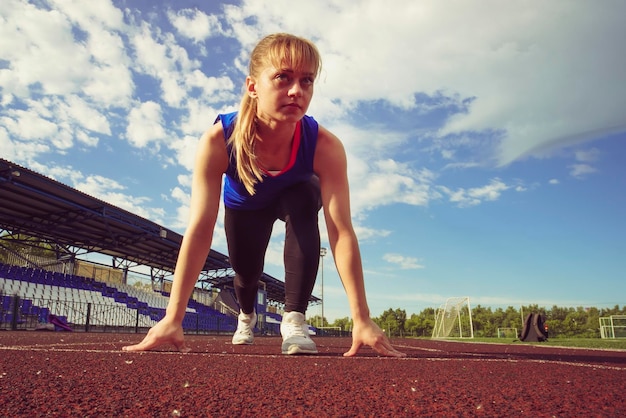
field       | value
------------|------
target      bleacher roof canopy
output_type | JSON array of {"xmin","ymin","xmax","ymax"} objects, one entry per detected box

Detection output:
[{"xmin": 0, "ymin": 158, "xmax": 318, "ymax": 305}]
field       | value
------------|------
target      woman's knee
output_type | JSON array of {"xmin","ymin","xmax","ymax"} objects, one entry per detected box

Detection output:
[{"xmin": 234, "ymin": 274, "xmax": 260, "ymax": 290}]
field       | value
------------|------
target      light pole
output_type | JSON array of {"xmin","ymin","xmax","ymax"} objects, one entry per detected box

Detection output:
[{"xmin": 320, "ymin": 247, "xmax": 327, "ymax": 328}]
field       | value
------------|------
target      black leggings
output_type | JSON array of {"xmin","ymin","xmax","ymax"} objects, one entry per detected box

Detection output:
[{"xmin": 224, "ymin": 177, "xmax": 321, "ymax": 314}]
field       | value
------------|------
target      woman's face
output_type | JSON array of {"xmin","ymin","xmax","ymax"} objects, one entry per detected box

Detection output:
[{"xmin": 247, "ymin": 61, "xmax": 316, "ymax": 124}]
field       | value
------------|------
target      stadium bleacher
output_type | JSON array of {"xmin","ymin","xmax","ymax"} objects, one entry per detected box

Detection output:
[{"xmin": 0, "ymin": 263, "xmax": 239, "ymax": 333}]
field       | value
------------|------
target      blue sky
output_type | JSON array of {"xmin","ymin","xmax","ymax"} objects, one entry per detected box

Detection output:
[{"xmin": 1, "ymin": 0, "xmax": 625, "ymax": 321}]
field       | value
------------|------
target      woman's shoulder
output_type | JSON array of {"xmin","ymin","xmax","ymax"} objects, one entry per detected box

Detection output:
[
  {"xmin": 313, "ymin": 123, "xmax": 346, "ymax": 172},
  {"xmin": 197, "ymin": 121, "xmax": 229, "ymax": 163},
  {"xmin": 195, "ymin": 122, "xmax": 229, "ymax": 174},
  {"xmin": 315, "ymin": 123, "xmax": 342, "ymax": 147},
  {"xmin": 203, "ymin": 118, "xmax": 227, "ymax": 141}
]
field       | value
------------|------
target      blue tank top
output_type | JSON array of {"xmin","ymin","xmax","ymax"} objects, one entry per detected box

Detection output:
[{"xmin": 215, "ymin": 112, "xmax": 319, "ymax": 210}]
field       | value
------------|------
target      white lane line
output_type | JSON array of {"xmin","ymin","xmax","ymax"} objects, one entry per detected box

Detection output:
[{"xmin": 1, "ymin": 345, "xmax": 625, "ymax": 371}]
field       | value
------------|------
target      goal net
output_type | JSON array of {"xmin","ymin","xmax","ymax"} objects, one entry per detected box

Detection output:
[
  {"xmin": 599, "ymin": 315, "xmax": 626, "ymax": 339},
  {"xmin": 432, "ymin": 296, "xmax": 474, "ymax": 339}
]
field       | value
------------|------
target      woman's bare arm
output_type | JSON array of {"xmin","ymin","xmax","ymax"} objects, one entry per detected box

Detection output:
[
  {"xmin": 314, "ymin": 126, "xmax": 405, "ymax": 357},
  {"xmin": 123, "ymin": 123, "xmax": 228, "ymax": 352}
]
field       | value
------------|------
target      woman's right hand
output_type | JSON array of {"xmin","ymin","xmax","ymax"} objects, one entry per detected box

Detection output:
[{"xmin": 122, "ymin": 317, "xmax": 189, "ymax": 353}]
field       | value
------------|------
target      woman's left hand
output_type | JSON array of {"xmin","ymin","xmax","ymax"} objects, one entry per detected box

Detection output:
[{"xmin": 343, "ymin": 317, "xmax": 407, "ymax": 357}]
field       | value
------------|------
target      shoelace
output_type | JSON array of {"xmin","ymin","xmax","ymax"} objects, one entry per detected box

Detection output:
[{"xmin": 283, "ymin": 321, "xmax": 307, "ymax": 337}]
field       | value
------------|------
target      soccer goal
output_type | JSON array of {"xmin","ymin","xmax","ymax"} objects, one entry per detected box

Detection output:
[
  {"xmin": 432, "ymin": 296, "xmax": 474, "ymax": 339},
  {"xmin": 599, "ymin": 315, "xmax": 626, "ymax": 339}
]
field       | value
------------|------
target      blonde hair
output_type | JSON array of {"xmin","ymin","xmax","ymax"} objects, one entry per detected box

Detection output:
[{"xmin": 228, "ymin": 33, "xmax": 322, "ymax": 195}]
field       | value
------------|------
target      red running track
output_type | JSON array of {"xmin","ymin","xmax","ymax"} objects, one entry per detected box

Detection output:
[{"xmin": 0, "ymin": 331, "xmax": 625, "ymax": 417}]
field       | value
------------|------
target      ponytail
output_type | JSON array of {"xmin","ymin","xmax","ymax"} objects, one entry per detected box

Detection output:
[{"xmin": 228, "ymin": 94, "xmax": 262, "ymax": 195}]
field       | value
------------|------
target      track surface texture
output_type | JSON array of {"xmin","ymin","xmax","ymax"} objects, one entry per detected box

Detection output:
[{"xmin": 1, "ymin": 332, "xmax": 625, "ymax": 417}]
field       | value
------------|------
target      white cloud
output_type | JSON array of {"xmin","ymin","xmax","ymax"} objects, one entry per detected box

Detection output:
[
  {"xmin": 131, "ymin": 23, "xmax": 203, "ymax": 108},
  {"xmin": 2, "ymin": 94, "xmax": 111, "ymax": 154},
  {"xmin": 0, "ymin": 0, "xmax": 133, "ymax": 105},
  {"xmin": 439, "ymin": 178, "xmax": 509, "ymax": 208},
  {"xmin": 48, "ymin": 0, "xmax": 126, "ymax": 32},
  {"xmin": 383, "ymin": 253, "xmax": 425, "ymax": 270},
  {"xmin": 86, "ymin": 64, "xmax": 134, "ymax": 106},
  {"xmin": 78, "ymin": 179, "xmax": 165, "ymax": 222},
  {"xmin": 0, "ymin": 127, "xmax": 17, "ymax": 160},
  {"xmin": 131, "ymin": 24, "xmax": 172, "ymax": 74},
  {"xmin": 75, "ymin": 130, "xmax": 99, "ymax": 147},
  {"xmin": 353, "ymin": 225, "xmax": 391, "ymax": 242},
  {"xmin": 0, "ymin": 1, "xmax": 88, "ymax": 97},
  {"xmin": 321, "ymin": 122, "xmax": 443, "ymax": 217},
  {"xmin": 432, "ymin": 5, "xmax": 626, "ymax": 167},
  {"xmin": 184, "ymin": 71, "xmax": 237, "ymax": 104},
  {"xmin": 56, "ymin": 95, "xmax": 111, "ymax": 135},
  {"xmin": 125, "ymin": 101, "xmax": 167, "ymax": 148},
  {"xmin": 34, "ymin": 165, "xmax": 167, "ymax": 223},
  {"xmin": 351, "ymin": 159, "xmax": 440, "ymax": 215},
  {"xmin": 567, "ymin": 147, "xmax": 600, "ymax": 178},
  {"xmin": 30, "ymin": 162, "xmax": 84, "ymax": 186},
  {"xmin": 226, "ymin": 0, "xmax": 626, "ymax": 169},
  {"xmin": 170, "ymin": 185, "xmax": 191, "ymax": 230},
  {"xmin": 467, "ymin": 178, "xmax": 509, "ymax": 201},
  {"xmin": 0, "ymin": 0, "xmax": 136, "ymax": 163},
  {"xmin": 167, "ymin": 9, "xmax": 225, "ymax": 43},
  {"xmin": 569, "ymin": 163, "xmax": 597, "ymax": 179},
  {"xmin": 575, "ymin": 148, "xmax": 600, "ymax": 163},
  {"xmin": 48, "ymin": 0, "xmax": 133, "ymax": 105},
  {"xmin": 170, "ymin": 135, "xmax": 201, "ymax": 171},
  {"xmin": 2, "ymin": 109, "xmax": 59, "ymax": 142},
  {"xmin": 1, "ymin": 94, "xmax": 13, "ymax": 107}
]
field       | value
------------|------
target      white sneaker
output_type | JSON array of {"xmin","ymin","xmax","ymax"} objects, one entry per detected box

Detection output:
[
  {"xmin": 232, "ymin": 310, "xmax": 256, "ymax": 345},
  {"xmin": 280, "ymin": 311, "xmax": 318, "ymax": 355}
]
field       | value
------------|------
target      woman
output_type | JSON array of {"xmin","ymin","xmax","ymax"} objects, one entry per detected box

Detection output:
[{"xmin": 123, "ymin": 33, "xmax": 405, "ymax": 357}]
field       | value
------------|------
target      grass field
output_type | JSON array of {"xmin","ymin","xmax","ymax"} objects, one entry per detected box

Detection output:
[{"xmin": 442, "ymin": 337, "xmax": 626, "ymax": 350}]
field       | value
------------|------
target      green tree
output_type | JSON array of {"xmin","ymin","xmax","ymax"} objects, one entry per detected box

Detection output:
[
  {"xmin": 504, "ymin": 306, "xmax": 523, "ymax": 329},
  {"xmin": 405, "ymin": 308, "xmax": 435, "ymax": 337},
  {"xmin": 471, "ymin": 305, "xmax": 494, "ymax": 337},
  {"xmin": 584, "ymin": 306, "xmax": 600, "ymax": 338},
  {"xmin": 562, "ymin": 306, "xmax": 596, "ymax": 338},
  {"xmin": 330, "ymin": 317, "xmax": 352, "ymax": 332},
  {"xmin": 307, "ymin": 315, "xmax": 328, "ymax": 328},
  {"xmin": 546, "ymin": 305, "xmax": 571, "ymax": 337},
  {"xmin": 377, "ymin": 308, "xmax": 407, "ymax": 337}
]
